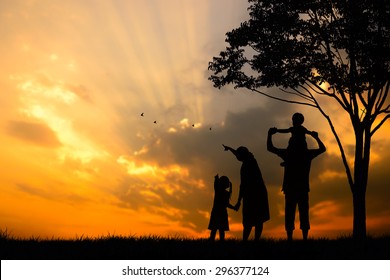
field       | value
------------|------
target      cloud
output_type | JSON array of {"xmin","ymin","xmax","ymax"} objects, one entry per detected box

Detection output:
[
  {"xmin": 15, "ymin": 183, "xmax": 91, "ymax": 205},
  {"xmin": 7, "ymin": 120, "xmax": 61, "ymax": 147},
  {"xmin": 15, "ymin": 72, "xmax": 93, "ymax": 104}
]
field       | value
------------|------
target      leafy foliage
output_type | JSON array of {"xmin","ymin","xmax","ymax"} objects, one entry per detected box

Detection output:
[{"xmin": 209, "ymin": 0, "xmax": 390, "ymax": 96}]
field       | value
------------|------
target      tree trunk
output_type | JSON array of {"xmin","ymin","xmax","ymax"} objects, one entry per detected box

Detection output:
[
  {"xmin": 351, "ymin": 125, "xmax": 371, "ymax": 239},
  {"xmin": 352, "ymin": 185, "xmax": 367, "ymax": 239}
]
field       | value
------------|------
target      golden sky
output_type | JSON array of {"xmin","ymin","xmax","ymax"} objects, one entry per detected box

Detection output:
[{"xmin": 0, "ymin": 0, "xmax": 389, "ymax": 240}]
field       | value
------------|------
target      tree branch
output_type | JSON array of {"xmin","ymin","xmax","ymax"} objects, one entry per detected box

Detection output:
[
  {"xmin": 371, "ymin": 113, "xmax": 390, "ymax": 136},
  {"xmin": 305, "ymin": 80, "xmax": 349, "ymax": 111},
  {"xmin": 250, "ymin": 88, "xmax": 318, "ymax": 107},
  {"xmin": 279, "ymin": 88, "xmax": 314, "ymax": 102},
  {"xmin": 307, "ymin": 90, "xmax": 355, "ymax": 189}
]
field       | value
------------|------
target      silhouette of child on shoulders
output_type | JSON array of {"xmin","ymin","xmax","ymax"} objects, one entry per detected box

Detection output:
[
  {"xmin": 208, "ymin": 174, "xmax": 235, "ymax": 241},
  {"xmin": 275, "ymin": 112, "xmax": 313, "ymax": 165}
]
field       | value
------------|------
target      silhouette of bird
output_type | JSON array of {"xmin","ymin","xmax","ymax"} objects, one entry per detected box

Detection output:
[
  {"xmin": 209, "ymin": 127, "xmax": 212, "ymax": 131},
  {"xmin": 141, "ymin": 113, "xmax": 144, "ymax": 117},
  {"xmin": 192, "ymin": 124, "xmax": 195, "ymax": 127},
  {"xmin": 154, "ymin": 121, "xmax": 157, "ymax": 124}
]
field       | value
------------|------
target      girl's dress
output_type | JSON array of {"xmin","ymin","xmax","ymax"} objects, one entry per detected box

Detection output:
[{"xmin": 208, "ymin": 179, "xmax": 230, "ymax": 231}]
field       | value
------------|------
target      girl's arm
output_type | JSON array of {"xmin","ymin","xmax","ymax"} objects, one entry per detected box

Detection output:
[{"xmin": 214, "ymin": 174, "xmax": 219, "ymax": 191}]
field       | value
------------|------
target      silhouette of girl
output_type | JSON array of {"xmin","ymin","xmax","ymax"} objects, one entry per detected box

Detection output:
[{"xmin": 208, "ymin": 174, "xmax": 235, "ymax": 241}]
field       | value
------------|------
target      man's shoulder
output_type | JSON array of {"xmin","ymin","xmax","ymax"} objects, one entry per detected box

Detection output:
[{"xmin": 308, "ymin": 148, "xmax": 325, "ymax": 159}]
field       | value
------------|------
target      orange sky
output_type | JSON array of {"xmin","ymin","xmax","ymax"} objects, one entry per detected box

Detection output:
[{"xmin": 0, "ymin": 0, "xmax": 389, "ymax": 240}]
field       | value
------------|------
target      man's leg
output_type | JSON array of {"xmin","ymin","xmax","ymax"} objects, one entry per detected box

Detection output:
[
  {"xmin": 302, "ymin": 229, "xmax": 308, "ymax": 241},
  {"xmin": 298, "ymin": 192, "xmax": 310, "ymax": 241},
  {"xmin": 285, "ymin": 193, "xmax": 297, "ymax": 241}
]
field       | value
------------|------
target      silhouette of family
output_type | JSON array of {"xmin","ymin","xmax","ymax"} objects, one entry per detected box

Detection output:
[{"xmin": 208, "ymin": 113, "xmax": 326, "ymax": 241}]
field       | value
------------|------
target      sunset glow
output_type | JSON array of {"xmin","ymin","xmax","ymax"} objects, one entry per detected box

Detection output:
[{"xmin": 0, "ymin": 0, "xmax": 389, "ymax": 240}]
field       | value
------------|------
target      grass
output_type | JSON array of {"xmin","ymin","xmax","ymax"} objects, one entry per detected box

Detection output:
[{"xmin": 1, "ymin": 229, "xmax": 389, "ymax": 260}]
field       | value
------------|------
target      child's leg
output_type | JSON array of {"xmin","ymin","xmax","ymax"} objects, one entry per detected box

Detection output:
[
  {"xmin": 219, "ymin": 230, "xmax": 225, "ymax": 241},
  {"xmin": 209, "ymin": 230, "xmax": 217, "ymax": 241}
]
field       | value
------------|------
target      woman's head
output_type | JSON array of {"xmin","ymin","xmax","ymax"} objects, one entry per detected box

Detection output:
[{"xmin": 235, "ymin": 146, "xmax": 250, "ymax": 161}]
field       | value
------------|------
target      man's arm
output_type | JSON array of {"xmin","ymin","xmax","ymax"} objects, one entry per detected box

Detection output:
[
  {"xmin": 309, "ymin": 131, "xmax": 326, "ymax": 157},
  {"xmin": 267, "ymin": 127, "xmax": 279, "ymax": 154}
]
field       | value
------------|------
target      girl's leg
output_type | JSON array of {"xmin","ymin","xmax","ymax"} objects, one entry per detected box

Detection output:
[
  {"xmin": 219, "ymin": 230, "xmax": 225, "ymax": 241},
  {"xmin": 209, "ymin": 230, "xmax": 217, "ymax": 241}
]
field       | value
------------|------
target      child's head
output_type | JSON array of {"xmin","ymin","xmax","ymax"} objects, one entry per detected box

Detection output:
[
  {"xmin": 218, "ymin": 176, "xmax": 232, "ymax": 196},
  {"xmin": 292, "ymin": 113, "xmax": 304, "ymax": 127},
  {"xmin": 219, "ymin": 176, "xmax": 230, "ymax": 189}
]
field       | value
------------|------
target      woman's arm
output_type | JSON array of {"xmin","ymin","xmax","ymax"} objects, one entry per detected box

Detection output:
[
  {"xmin": 234, "ymin": 184, "xmax": 243, "ymax": 211},
  {"xmin": 222, "ymin": 144, "xmax": 238, "ymax": 157}
]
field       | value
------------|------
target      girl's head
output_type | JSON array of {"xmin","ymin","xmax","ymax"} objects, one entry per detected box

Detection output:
[{"xmin": 219, "ymin": 176, "xmax": 232, "ymax": 198}]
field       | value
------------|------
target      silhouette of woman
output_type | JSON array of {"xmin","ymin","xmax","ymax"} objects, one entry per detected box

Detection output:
[
  {"xmin": 223, "ymin": 145, "xmax": 270, "ymax": 241},
  {"xmin": 208, "ymin": 174, "xmax": 235, "ymax": 241}
]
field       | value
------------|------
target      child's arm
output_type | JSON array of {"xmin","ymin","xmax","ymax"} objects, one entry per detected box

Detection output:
[
  {"xmin": 276, "ymin": 127, "xmax": 292, "ymax": 133},
  {"xmin": 214, "ymin": 174, "xmax": 219, "ymax": 190}
]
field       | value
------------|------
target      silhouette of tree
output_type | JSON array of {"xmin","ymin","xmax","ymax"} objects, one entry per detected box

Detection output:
[{"xmin": 208, "ymin": 0, "xmax": 390, "ymax": 239}]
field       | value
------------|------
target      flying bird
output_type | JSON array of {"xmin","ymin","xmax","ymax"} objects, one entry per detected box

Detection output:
[
  {"xmin": 141, "ymin": 113, "xmax": 144, "ymax": 117},
  {"xmin": 154, "ymin": 121, "xmax": 157, "ymax": 124}
]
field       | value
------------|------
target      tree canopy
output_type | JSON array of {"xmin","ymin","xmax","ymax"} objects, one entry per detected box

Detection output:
[{"xmin": 209, "ymin": 0, "xmax": 390, "ymax": 118}]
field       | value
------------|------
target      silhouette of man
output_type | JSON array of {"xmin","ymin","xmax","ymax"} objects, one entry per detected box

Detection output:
[{"xmin": 267, "ymin": 127, "xmax": 326, "ymax": 241}]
